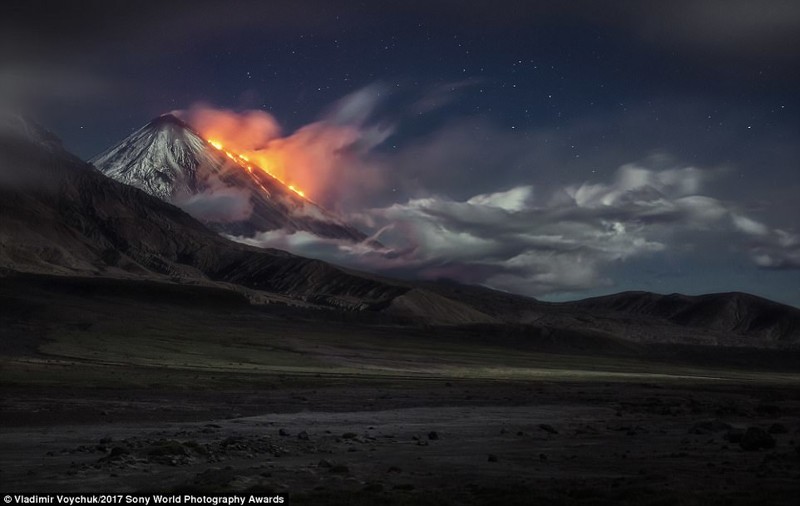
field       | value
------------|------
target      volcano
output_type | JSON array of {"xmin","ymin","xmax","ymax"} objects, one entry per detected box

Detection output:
[{"xmin": 91, "ymin": 114, "xmax": 367, "ymax": 242}]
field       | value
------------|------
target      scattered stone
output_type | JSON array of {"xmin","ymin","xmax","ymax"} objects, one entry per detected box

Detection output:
[
  {"xmin": 538, "ymin": 424, "xmax": 558, "ymax": 435},
  {"xmin": 393, "ymin": 484, "xmax": 414, "ymax": 491},
  {"xmin": 329, "ymin": 464, "xmax": 349, "ymax": 474},
  {"xmin": 363, "ymin": 483, "xmax": 384, "ymax": 492},
  {"xmin": 297, "ymin": 431, "xmax": 310, "ymax": 441},
  {"xmin": 539, "ymin": 453, "xmax": 548, "ymax": 461},
  {"xmin": 318, "ymin": 459, "xmax": 333, "ymax": 468},
  {"xmin": 387, "ymin": 466, "xmax": 402, "ymax": 473},
  {"xmin": 278, "ymin": 429, "xmax": 290, "ymax": 437},
  {"xmin": 488, "ymin": 454, "xmax": 498, "ymax": 462},
  {"xmin": 516, "ymin": 431, "xmax": 525, "ymax": 436},
  {"xmin": 740, "ymin": 427, "xmax": 776, "ymax": 451},
  {"xmin": 416, "ymin": 440, "xmax": 429, "ymax": 446},
  {"xmin": 342, "ymin": 432, "xmax": 358, "ymax": 440},
  {"xmin": 427, "ymin": 431, "xmax": 439, "ymax": 440}
]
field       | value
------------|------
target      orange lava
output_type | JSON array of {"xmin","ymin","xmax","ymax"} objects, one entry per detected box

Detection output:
[{"xmin": 206, "ymin": 138, "xmax": 306, "ymax": 198}]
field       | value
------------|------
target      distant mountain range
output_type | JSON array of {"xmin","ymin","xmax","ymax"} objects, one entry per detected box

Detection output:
[
  {"xmin": 91, "ymin": 114, "xmax": 366, "ymax": 241},
  {"xmin": 1, "ymin": 114, "xmax": 798, "ymax": 348}
]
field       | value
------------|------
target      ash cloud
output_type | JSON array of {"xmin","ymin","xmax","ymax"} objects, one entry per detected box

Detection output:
[{"xmin": 177, "ymin": 84, "xmax": 391, "ymax": 212}]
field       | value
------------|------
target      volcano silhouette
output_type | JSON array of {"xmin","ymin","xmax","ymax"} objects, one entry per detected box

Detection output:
[{"xmin": 91, "ymin": 114, "xmax": 367, "ymax": 241}]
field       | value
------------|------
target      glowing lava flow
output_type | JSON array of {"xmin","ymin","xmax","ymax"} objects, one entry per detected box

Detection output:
[{"xmin": 206, "ymin": 138, "xmax": 306, "ymax": 198}]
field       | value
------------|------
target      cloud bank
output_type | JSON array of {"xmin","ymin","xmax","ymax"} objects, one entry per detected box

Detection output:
[{"xmin": 226, "ymin": 147, "xmax": 800, "ymax": 296}]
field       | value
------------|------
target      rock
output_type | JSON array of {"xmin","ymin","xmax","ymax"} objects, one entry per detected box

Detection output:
[
  {"xmin": 387, "ymin": 466, "xmax": 402, "ymax": 473},
  {"xmin": 756, "ymin": 404, "xmax": 780, "ymax": 416},
  {"xmin": 342, "ymin": 432, "xmax": 358, "ymax": 440},
  {"xmin": 427, "ymin": 431, "xmax": 439, "ymax": 440},
  {"xmin": 689, "ymin": 419, "xmax": 733, "ymax": 435},
  {"xmin": 740, "ymin": 427, "xmax": 776, "ymax": 451},
  {"xmin": 297, "ymin": 430, "xmax": 310, "ymax": 440},
  {"xmin": 329, "ymin": 464, "xmax": 349, "ymax": 474},
  {"xmin": 768, "ymin": 423, "xmax": 788, "ymax": 434},
  {"xmin": 538, "ymin": 424, "xmax": 558, "ymax": 435},
  {"xmin": 278, "ymin": 429, "xmax": 290, "ymax": 437},
  {"xmin": 539, "ymin": 453, "xmax": 548, "ymax": 461},
  {"xmin": 725, "ymin": 429, "xmax": 745, "ymax": 444},
  {"xmin": 108, "ymin": 447, "xmax": 129, "ymax": 458},
  {"xmin": 488, "ymin": 454, "xmax": 498, "ymax": 462},
  {"xmin": 318, "ymin": 459, "xmax": 333, "ymax": 468},
  {"xmin": 146, "ymin": 440, "xmax": 188, "ymax": 457}
]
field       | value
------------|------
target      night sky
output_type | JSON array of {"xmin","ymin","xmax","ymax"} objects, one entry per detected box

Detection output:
[{"xmin": 2, "ymin": 0, "xmax": 799, "ymax": 306}]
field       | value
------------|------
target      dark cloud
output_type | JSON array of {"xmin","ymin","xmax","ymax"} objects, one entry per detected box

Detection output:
[{"xmin": 629, "ymin": 0, "xmax": 800, "ymax": 62}]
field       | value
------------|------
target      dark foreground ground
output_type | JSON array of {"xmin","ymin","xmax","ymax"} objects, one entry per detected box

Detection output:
[
  {"xmin": 2, "ymin": 380, "xmax": 800, "ymax": 505},
  {"xmin": 1, "ymin": 276, "xmax": 799, "ymax": 504}
]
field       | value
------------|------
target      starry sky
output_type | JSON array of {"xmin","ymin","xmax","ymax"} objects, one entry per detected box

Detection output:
[{"xmin": 2, "ymin": 0, "xmax": 799, "ymax": 306}]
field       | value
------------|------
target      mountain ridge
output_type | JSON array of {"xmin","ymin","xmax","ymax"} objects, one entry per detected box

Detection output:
[{"xmin": 1, "ymin": 121, "xmax": 798, "ymax": 347}]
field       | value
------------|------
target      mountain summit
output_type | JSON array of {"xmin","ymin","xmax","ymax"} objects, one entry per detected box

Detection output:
[{"xmin": 91, "ymin": 114, "xmax": 366, "ymax": 241}]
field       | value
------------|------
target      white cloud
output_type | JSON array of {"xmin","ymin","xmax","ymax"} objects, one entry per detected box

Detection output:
[
  {"xmin": 228, "ymin": 159, "xmax": 799, "ymax": 295},
  {"xmin": 175, "ymin": 176, "xmax": 253, "ymax": 223},
  {"xmin": 732, "ymin": 214, "xmax": 769, "ymax": 236}
]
